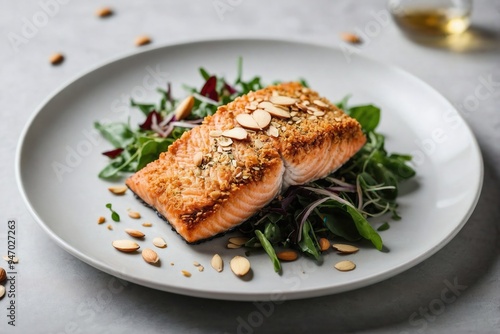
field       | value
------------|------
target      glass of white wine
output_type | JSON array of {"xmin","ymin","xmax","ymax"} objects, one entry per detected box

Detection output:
[{"xmin": 388, "ymin": 0, "xmax": 473, "ymax": 36}]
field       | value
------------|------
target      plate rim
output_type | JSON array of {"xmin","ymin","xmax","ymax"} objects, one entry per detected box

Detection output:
[{"xmin": 15, "ymin": 37, "xmax": 484, "ymax": 301}]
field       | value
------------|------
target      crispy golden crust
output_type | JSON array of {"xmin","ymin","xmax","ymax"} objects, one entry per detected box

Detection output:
[{"xmin": 126, "ymin": 82, "xmax": 365, "ymax": 242}]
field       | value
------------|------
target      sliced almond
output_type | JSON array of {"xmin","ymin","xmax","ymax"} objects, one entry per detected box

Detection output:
[
  {"xmin": 0, "ymin": 267, "xmax": 6, "ymax": 283},
  {"xmin": 96, "ymin": 7, "xmax": 113, "ymax": 17},
  {"xmin": 217, "ymin": 137, "xmax": 233, "ymax": 147},
  {"xmin": 193, "ymin": 261, "xmax": 201, "ymax": 267},
  {"xmin": 142, "ymin": 248, "xmax": 159, "ymax": 264},
  {"xmin": 334, "ymin": 260, "xmax": 356, "ymax": 271},
  {"xmin": 307, "ymin": 106, "xmax": 322, "ymax": 114},
  {"xmin": 127, "ymin": 210, "xmax": 141, "ymax": 219},
  {"xmin": 49, "ymin": 53, "xmax": 64, "ymax": 65},
  {"xmin": 108, "ymin": 185, "xmax": 127, "ymax": 195},
  {"xmin": 125, "ymin": 228, "xmax": 145, "ymax": 238},
  {"xmin": 266, "ymin": 125, "xmax": 279, "ymax": 138},
  {"xmin": 198, "ymin": 265, "xmax": 204, "ymax": 272},
  {"xmin": 245, "ymin": 104, "xmax": 257, "ymax": 111},
  {"xmin": 313, "ymin": 111, "xmax": 325, "ymax": 117},
  {"xmin": 319, "ymin": 238, "xmax": 331, "ymax": 252},
  {"xmin": 313, "ymin": 99, "xmax": 329, "ymax": 108},
  {"xmin": 228, "ymin": 237, "xmax": 249, "ymax": 246},
  {"xmin": 269, "ymin": 95, "xmax": 297, "ymax": 106},
  {"xmin": 340, "ymin": 32, "xmax": 362, "ymax": 44},
  {"xmin": 193, "ymin": 151, "xmax": 203, "ymax": 166},
  {"xmin": 276, "ymin": 250, "xmax": 298, "ymax": 261},
  {"xmin": 211, "ymin": 254, "xmax": 223, "ymax": 272},
  {"xmin": 295, "ymin": 103, "xmax": 308, "ymax": 111},
  {"xmin": 142, "ymin": 222, "xmax": 153, "ymax": 227},
  {"xmin": 152, "ymin": 237, "xmax": 167, "ymax": 248},
  {"xmin": 222, "ymin": 127, "xmax": 248, "ymax": 140},
  {"xmin": 209, "ymin": 130, "xmax": 222, "ymax": 137},
  {"xmin": 332, "ymin": 244, "xmax": 359, "ymax": 254},
  {"xmin": 97, "ymin": 216, "xmax": 106, "ymax": 224},
  {"xmin": 252, "ymin": 109, "xmax": 272, "ymax": 129},
  {"xmin": 112, "ymin": 240, "xmax": 140, "ymax": 253},
  {"xmin": 254, "ymin": 139, "xmax": 264, "ymax": 149},
  {"xmin": 175, "ymin": 95, "xmax": 195, "ymax": 120},
  {"xmin": 226, "ymin": 243, "xmax": 241, "ymax": 249},
  {"xmin": 236, "ymin": 113, "xmax": 261, "ymax": 130},
  {"xmin": 230, "ymin": 256, "xmax": 251, "ymax": 277},
  {"xmin": 181, "ymin": 270, "xmax": 192, "ymax": 277},
  {"xmin": 135, "ymin": 35, "xmax": 151, "ymax": 46},
  {"xmin": 259, "ymin": 101, "xmax": 291, "ymax": 119},
  {"xmin": 107, "ymin": 224, "xmax": 113, "ymax": 231}
]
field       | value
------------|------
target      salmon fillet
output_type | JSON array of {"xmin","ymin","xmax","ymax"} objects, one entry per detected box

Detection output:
[{"xmin": 126, "ymin": 82, "xmax": 366, "ymax": 243}]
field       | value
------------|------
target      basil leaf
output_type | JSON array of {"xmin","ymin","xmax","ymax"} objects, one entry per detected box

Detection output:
[
  {"xmin": 136, "ymin": 139, "xmax": 170, "ymax": 171},
  {"xmin": 385, "ymin": 155, "xmax": 416, "ymax": 180},
  {"xmin": 349, "ymin": 105, "xmax": 381, "ymax": 132},
  {"xmin": 264, "ymin": 222, "xmax": 281, "ymax": 244},
  {"xmin": 255, "ymin": 230, "xmax": 281, "ymax": 273},
  {"xmin": 321, "ymin": 209, "xmax": 362, "ymax": 242}
]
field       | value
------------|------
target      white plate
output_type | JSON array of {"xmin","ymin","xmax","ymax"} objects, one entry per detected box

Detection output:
[{"xmin": 16, "ymin": 39, "xmax": 483, "ymax": 301}]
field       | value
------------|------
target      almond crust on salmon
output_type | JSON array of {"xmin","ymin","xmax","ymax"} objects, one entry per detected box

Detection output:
[{"xmin": 125, "ymin": 82, "xmax": 366, "ymax": 243}]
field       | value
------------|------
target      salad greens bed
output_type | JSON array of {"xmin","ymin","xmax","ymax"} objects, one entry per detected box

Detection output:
[{"xmin": 95, "ymin": 58, "xmax": 416, "ymax": 273}]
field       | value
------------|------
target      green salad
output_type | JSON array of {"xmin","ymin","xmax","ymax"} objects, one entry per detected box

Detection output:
[{"xmin": 95, "ymin": 58, "xmax": 416, "ymax": 273}]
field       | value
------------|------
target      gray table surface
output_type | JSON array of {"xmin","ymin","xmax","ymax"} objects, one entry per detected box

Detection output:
[{"xmin": 1, "ymin": 0, "xmax": 499, "ymax": 333}]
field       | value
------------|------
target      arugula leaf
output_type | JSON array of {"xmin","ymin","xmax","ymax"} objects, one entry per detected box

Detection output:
[
  {"xmin": 335, "ymin": 95, "xmax": 351, "ymax": 110},
  {"xmin": 345, "ymin": 206, "xmax": 383, "ymax": 250},
  {"xmin": 298, "ymin": 78, "xmax": 309, "ymax": 88},
  {"xmin": 298, "ymin": 220, "xmax": 321, "ymax": 260},
  {"xmin": 94, "ymin": 122, "xmax": 135, "ymax": 148},
  {"xmin": 199, "ymin": 67, "xmax": 211, "ymax": 81},
  {"xmin": 98, "ymin": 150, "xmax": 139, "ymax": 179},
  {"xmin": 130, "ymin": 100, "xmax": 156, "ymax": 116}
]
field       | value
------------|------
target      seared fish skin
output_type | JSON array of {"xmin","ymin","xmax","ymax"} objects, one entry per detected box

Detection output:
[{"xmin": 126, "ymin": 82, "xmax": 366, "ymax": 243}]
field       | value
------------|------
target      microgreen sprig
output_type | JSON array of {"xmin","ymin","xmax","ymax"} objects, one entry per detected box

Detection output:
[{"xmin": 105, "ymin": 203, "xmax": 120, "ymax": 222}]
